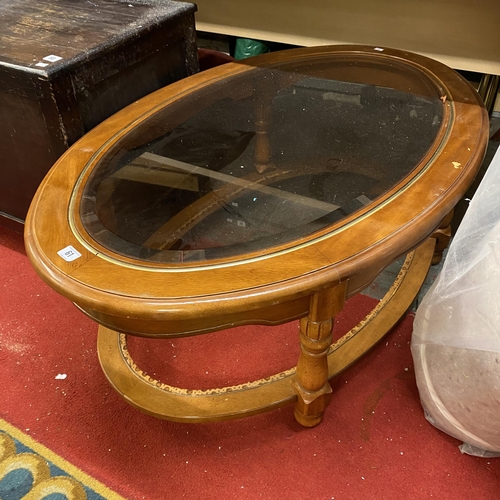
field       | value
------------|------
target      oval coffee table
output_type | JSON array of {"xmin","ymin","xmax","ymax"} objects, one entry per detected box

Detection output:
[{"xmin": 25, "ymin": 45, "xmax": 488, "ymax": 427}]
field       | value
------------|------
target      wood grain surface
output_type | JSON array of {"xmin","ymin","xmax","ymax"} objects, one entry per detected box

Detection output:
[
  {"xmin": 25, "ymin": 45, "xmax": 488, "ymax": 336},
  {"xmin": 0, "ymin": 0, "xmax": 195, "ymax": 71},
  {"xmin": 24, "ymin": 45, "xmax": 488, "ymax": 425}
]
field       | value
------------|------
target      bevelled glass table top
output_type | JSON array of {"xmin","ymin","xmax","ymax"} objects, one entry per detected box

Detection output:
[{"xmin": 79, "ymin": 52, "xmax": 444, "ymax": 264}]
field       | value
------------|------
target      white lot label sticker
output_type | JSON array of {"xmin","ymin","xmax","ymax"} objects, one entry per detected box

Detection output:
[
  {"xmin": 43, "ymin": 55, "xmax": 63, "ymax": 62},
  {"xmin": 57, "ymin": 245, "xmax": 82, "ymax": 262}
]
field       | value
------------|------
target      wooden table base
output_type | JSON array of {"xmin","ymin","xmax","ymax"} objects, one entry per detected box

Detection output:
[{"xmin": 97, "ymin": 238, "xmax": 436, "ymax": 425}]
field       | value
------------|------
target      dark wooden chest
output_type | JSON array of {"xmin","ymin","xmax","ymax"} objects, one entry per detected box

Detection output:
[{"xmin": 0, "ymin": 0, "xmax": 198, "ymax": 229}]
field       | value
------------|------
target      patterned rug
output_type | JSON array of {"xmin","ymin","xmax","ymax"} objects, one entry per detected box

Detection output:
[{"xmin": 0, "ymin": 419, "xmax": 124, "ymax": 500}]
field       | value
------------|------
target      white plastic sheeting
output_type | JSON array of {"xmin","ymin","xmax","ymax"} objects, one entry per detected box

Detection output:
[{"xmin": 412, "ymin": 146, "xmax": 500, "ymax": 457}]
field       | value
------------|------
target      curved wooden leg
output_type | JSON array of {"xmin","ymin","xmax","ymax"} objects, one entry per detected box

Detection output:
[
  {"xmin": 291, "ymin": 282, "xmax": 347, "ymax": 427},
  {"xmin": 432, "ymin": 210, "xmax": 453, "ymax": 264}
]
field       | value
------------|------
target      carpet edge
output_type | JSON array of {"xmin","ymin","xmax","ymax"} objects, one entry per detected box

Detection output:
[{"xmin": 0, "ymin": 417, "xmax": 127, "ymax": 500}]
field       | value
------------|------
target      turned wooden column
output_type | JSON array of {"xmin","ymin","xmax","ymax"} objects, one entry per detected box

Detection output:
[
  {"xmin": 292, "ymin": 281, "xmax": 347, "ymax": 427},
  {"xmin": 254, "ymin": 89, "xmax": 273, "ymax": 174},
  {"xmin": 254, "ymin": 102, "xmax": 271, "ymax": 173}
]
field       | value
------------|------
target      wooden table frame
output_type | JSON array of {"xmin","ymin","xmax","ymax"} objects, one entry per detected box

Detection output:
[
  {"xmin": 25, "ymin": 46, "xmax": 488, "ymax": 427},
  {"xmin": 96, "ymin": 239, "xmax": 434, "ymax": 424}
]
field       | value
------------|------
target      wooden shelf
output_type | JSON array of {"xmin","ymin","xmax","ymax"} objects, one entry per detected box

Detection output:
[{"xmin": 195, "ymin": 0, "xmax": 500, "ymax": 76}]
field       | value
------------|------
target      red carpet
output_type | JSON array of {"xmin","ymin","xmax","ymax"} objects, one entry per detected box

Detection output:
[{"xmin": 1, "ymin": 225, "xmax": 499, "ymax": 499}]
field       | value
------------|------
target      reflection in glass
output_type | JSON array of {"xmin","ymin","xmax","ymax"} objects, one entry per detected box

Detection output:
[{"xmin": 80, "ymin": 55, "xmax": 444, "ymax": 263}]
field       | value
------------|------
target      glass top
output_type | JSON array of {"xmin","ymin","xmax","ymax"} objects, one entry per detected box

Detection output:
[{"xmin": 79, "ymin": 52, "xmax": 444, "ymax": 264}]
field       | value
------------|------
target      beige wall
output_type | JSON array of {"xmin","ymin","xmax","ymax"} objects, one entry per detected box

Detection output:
[{"xmin": 196, "ymin": 0, "xmax": 500, "ymax": 76}]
